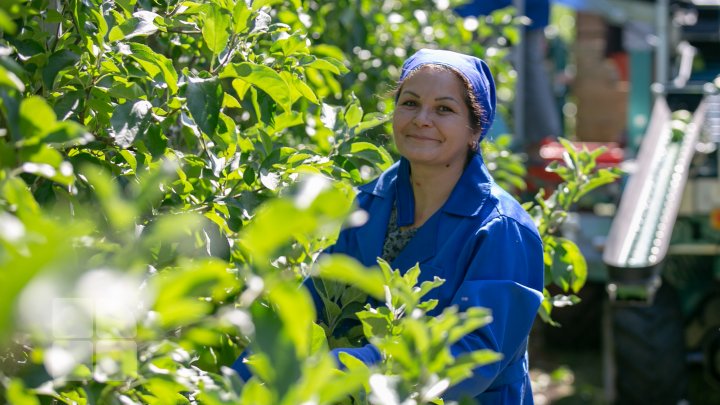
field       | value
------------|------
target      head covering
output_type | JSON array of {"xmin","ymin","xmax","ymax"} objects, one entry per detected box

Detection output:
[{"xmin": 399, "ymin": 48, "xmax": 496, "ymax": 139}]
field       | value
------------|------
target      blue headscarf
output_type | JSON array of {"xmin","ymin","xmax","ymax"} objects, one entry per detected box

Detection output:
[{"xmin": 399, "ymin": 48, "xmax": 497, "ymax": 139}]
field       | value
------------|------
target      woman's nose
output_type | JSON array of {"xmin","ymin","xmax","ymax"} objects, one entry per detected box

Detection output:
[{"xmin": 412, "ymin": 108, "xmax": 432, "ymax": 127}]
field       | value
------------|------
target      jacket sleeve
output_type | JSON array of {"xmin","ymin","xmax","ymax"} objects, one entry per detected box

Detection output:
[{"xmin": 443, "ymin": 215, "xmax": 544, "ymax": 400}]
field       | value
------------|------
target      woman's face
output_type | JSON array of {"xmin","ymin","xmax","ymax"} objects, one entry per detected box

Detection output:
[{"xmin": 393, "ymin": 66, "xmax": 478, "ymax": 168}]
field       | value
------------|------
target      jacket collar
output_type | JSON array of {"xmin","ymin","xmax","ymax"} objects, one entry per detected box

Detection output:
[{"xmin": 358, "ymin": 153, "xmax": 493, "ymax": 221}]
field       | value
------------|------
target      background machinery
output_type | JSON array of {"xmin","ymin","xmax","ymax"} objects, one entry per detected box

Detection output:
[{"xmin": 537, "ymin": 0, "xmax": 720, "ymax": 403}]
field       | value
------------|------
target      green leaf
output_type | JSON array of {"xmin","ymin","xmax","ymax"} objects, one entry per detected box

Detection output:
[
  {"xmin": 316, "ymin": 254, "xmax": 385, "ymax": 300},
  {"xmin": 42, "ymin": 50, "xmax": 79, "ymax": 91},
  {"xmin": 304, "ymin": 55, "xmax": 349, "ymax": 75},
  {"xmin": 128, "ymin": 43, "xmax": 179, "ymax": 94},
  {"xmin": 108, "ymin": 11, "xmax": 160, "ymax": 42},
  {"xmin": 81, "ymin": 165, "xmax": 136, "ymax": 231},
  {"xmin": 357, "ymin": 310, "xmax": 392, "ymax": 339},
  {"xmin": 237, "ymin": 199, "xmax": 315, "ymax": 261},
  {"xmin": 0, "ymin": 65, "xmax": 24, "ymax": 91},
  {"xmin": 187, "ymin": 76, "xmax": 223, "ymax": 136},
  {"xmin": 233, "ymin": 1, "xmax": 253, "ymax": 33},
  {"xmin": 5, "ymin": 379, "xmax": 40, "ymax": 405},
  {"xmin": 249, "ymin": 302, "xmax": 301, "ymax": 399},
  {"xmin": 110, "ymin": 100, "xmax": 153, "ymax": 148},
  {"xmin": 1, "ymin": 176, "xmax": 40, "ymax": 217},
  {"xmin": 344, "ymin": 102, "xmax": 362, "ymax": 128},
  {"xmin": 18, "ymin": 144, "xmax": 74, "ymax": 186},
  {"xmin": 452, "ymin": 349, "xmax": 503, "ymax": 376},
  {"xmin": 201, "ymin": 4, "xmax": 231, "ymax": 55},
  {"xmin": 290, "ymin": 75, "xmax": 319, "ymax": 104},
  {"xmin": 153, "ymin": 259, "xmax": 238, "ymax": 328},
  {"xmin": 251, "ymin": 0, "xmax": 284, "ymax": 12},
  {"xmin": 353, "ymin": 112, "xmax": 389, "ymax": 135},
  {"xmin": 0, "ymin": 9, "xmax": 17, "ymax": 34},
  {"xmin": 19, "ymin": 161, "xmax": 74, "ymax": 186},
  {"xmin": 0, "ymin": 90, "xmax": 20, "ymax": 142},
  {"xmin": 552, "ymin": 237, "xmax": 588, "ymax": 293},
  {"xmin": 304, "ymin": 58, "xmax": 341, "ymax": 74},
  {"xmin": 19, "ymin": 96, "xmax": 56, "ymax": 141},
  {"xmin": 403, "ymin": 262, "xmax": 421, "ymax": 287},
  {"xmin": 239, "ymin": 378, "xmax": 274, "ymax": 405},
  {"xmin": 342, "ymin": 141, "xmax": 394, "ymax": 170},
  {"xmin": 267, "ymin": 281, "xmax": 316, "ymax": 358},
  {"xmin": 43, "ymin": 121, "xmax": 94, "ymax": 147},
  {"xmin": 220, "ymin": 62, "xmax": 292, "ymax": 111},
  {"xmin": 446, "ymin": 307, "xmax": 493, "ymax": 344}
]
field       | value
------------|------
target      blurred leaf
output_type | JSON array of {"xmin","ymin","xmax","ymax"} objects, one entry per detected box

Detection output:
[
  {"xmin": 109, "ymin": 11, "xmax": 160, "ymax": 41},
  {"xmin": 187, "ymin": 76, "xmax": 222, "ymax": 136},
  {"xmin": 153, "ymin": 258, "xmax": 238, "ymax": 328},
  {"xmin": 344, "ymin": 101, "xmax": 362, "ymax": 128},
  {"xmin": 1, "ymin": 176, "xmax": 40, "ymax": 217},
  {"xmin": 551, "ymin": 237, "xmax": 587, "ymax": 293},
  {"xmin": 251, "ymin": 0, "xmax": 284, "ymax": 12},
  {"xmin": 237, "ymin": 199, "xmax": 315, "ymax": 262},
  {"xmin": 0, "ymin": 65, "xmax": 24, "ymax": 91},
  {"xmin": 43, "ymin": 121, "xmax": 94, "ymax": 148},
  {"xmin": 19, "ymin": 96, "xmax": 56, "ymax": 140},
  {"xmin": 267, "ymin": 281, "xmax": 316, "ymax": 358},
  {"xmin": 316, "ymin": 254, "xmax": 385, "ymax": 300},
  {"xmin": 42, "ymin": 50, "xmax": 79, "ymax": 91},
  {"xmin": 4, "ymin": 379, "xmax": 39, "ymax": 405},
  {"xmin": 233, "ymin": 1, "xmax": 253, "ymax": 33},
  {"xmin": 128, "ymin": 43, "xmax": 179, "ymax": 94},
  {"xmin": 81, "ymin": 165, "xmax": 136, "ymax": 231},
  {"xmin": 357, "ymin": 308, "xmax": 393, "ymax": 340},
  {"xmin": 110, "ymin": 100, "xmax": 153, "ymax": 148},
  {"xmin": 290, "ymin": 74, "xmax": 319, "ymax": 104},
  {"xmin": 250, "ymin": 301, "xmax": 301, "ymax": 400},
  {"xmin": 446, "ymin": 307, "xmax": 493, "ymax": 344}
]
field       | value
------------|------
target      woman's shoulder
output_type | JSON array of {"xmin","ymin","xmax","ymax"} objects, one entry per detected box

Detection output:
[{"xmin": 484, "ymin": 184, "xmax": 539, "ymax": 239}]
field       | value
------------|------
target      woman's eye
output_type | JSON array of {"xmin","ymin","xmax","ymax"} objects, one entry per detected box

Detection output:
[
  {"xmin": 438, "ymin": 105, "xmax": 454, "ymax": 113},
  {"xmin": 401, "ymin": 100, "xmax": 417, "ymax": 107}
]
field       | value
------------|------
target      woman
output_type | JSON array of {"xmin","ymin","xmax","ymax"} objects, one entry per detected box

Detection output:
[{"xmin": 236, "ymin": 49, "xmax": 544, "ymax": 403}]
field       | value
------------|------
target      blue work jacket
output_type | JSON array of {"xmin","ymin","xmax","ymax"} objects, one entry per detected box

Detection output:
[{"xmin": 323, "ymin": 153, "xmax": 544, "ymax": 403}]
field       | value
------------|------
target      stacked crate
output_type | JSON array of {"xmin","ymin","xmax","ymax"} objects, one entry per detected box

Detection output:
[{"xmin": 572, "ymin": 12, "xmax": 629, "ymax": 143}]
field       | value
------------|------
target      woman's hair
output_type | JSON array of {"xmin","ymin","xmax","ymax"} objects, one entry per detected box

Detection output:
[{"xmin": 393, "ymin": 64, "xmax": 485, "ymax": 135}]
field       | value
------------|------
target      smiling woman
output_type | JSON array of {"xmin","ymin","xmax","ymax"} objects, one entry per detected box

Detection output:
[{"xmin": 309, "ymin": 49, "xmax": 544, "ymax": 404}]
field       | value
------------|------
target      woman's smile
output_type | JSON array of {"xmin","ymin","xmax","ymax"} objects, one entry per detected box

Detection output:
[{"xmin": 406, "ymin": 133, "xmax": 441, "ymax": 142}]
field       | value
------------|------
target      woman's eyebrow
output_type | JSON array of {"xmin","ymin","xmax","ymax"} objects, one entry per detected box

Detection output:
[
  {"xmin": 436, "ymin": 96, "xmax": 460, "ymax": 103},
  {"xmin": 400, "ymin": 90, "xmax": 459, "ymax": 104}
]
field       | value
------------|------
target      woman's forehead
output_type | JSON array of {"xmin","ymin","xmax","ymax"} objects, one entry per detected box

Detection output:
[{"xmin": 400, "ymin": 67, "xmax": 466, "ymax": 98}]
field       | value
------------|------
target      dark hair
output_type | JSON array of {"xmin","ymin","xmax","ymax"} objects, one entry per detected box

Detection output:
[{"xmin": 393, "ymin": 64, "xmax": 485, "ymax": 134}]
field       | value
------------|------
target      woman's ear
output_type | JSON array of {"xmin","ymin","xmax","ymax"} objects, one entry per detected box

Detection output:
[{"xmin": 469, "ymin": 134, "xmax": 481, "ymax": 153}]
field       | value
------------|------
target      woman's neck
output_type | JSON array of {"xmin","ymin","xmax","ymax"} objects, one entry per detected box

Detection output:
[{"xmin": 406, "ymin": 158, "xmax": 467, "ymax": 228}]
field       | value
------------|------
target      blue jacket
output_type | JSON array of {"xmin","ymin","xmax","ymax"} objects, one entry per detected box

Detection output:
[
  {"xmin": 324, "ymin": 153, "xmax": 544, "ymax": 403},
  {"xmin": 455, "ymin": 0, "xmax": 550, "ymax": 29}
]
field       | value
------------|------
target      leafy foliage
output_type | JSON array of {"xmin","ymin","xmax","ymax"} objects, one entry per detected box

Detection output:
[{"xmin": 524, "ymin": 138, "xmax": 622, "ymax": 323}]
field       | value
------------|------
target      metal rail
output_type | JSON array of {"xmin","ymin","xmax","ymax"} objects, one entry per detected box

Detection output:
[{"xmin": 603, "ymin": 96, "xmax": 707, "ymax": 283}]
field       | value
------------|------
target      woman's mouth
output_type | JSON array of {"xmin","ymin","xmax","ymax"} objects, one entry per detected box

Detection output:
[{"xmin": 406, "ymin": 134, "xmax": 440, "ymax": 142}]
